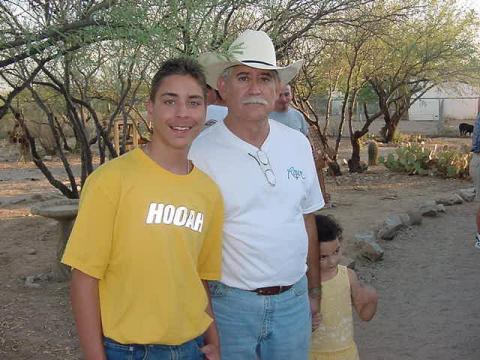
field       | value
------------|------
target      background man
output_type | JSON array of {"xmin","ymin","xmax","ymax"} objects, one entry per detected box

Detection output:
[
  {"xmin": 269, "ymin": 84, "xmax": 309, "ymax": 136},
  {"xmin": 470, "ymin": 98, "xmax": 480, "ymax": 249},
  {"xmin": 205, "ymin": 85, "xmax": 228, "ymax": 128},
  {"xmin": 190, "ymin": 30, "xmax": 324, "ymax": 360}
]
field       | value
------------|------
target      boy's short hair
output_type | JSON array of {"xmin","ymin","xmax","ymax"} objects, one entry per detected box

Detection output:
[
  {"xmin": 315, "ymin": 214, "xmax": 343, "ymax": 243},
  {"xmin": 149, "ymin": 57, "xmax": 207, "ymax": 102}
]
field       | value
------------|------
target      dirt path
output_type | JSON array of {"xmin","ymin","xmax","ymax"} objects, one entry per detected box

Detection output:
[
  {"xmin": 0, "ymin": 137, "xmax": 478, "ymax": 359},
  {"xmin": 355, "ymin": 201, "xmax": 480, "ymax": 359}
]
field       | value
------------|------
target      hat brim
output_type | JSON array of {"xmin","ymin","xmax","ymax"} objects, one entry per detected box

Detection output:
[{"xmin": 199, "ymin": 52, "xmax": 304, "ymax": 89}]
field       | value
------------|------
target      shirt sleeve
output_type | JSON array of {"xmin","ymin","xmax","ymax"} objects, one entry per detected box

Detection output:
[
  {"xmin": 197, "ymin": 188, "xmax": 224, "ymax": 280},
  {"xmin": 61, "ymin": 171, "xmax": 119, "ymax": 279}
]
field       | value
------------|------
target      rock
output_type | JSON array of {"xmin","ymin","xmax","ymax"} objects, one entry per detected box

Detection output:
[
  {"xmin": 353, "ymin": 232, "xmax": 384, "ymax": 261},
  {"xmin": 377, "ymin": 214, "xmax": 406, "ymax": 240},
  {"xmin": 398, "ymin": 213, "xmax": 411, "ymax": 226},
  {"xmin": 457, "ymin": 188, "xmax": 475, "ymax": 202},
  {"xmin": 43, "ymin": 155, "xmax": 53, "ymax": 161},
  {"xmin": 436, "ymin": 204, "xmax": 446, "ymax": 213},
  {"xmin": 339, "ymin": 256, "xmax": 355, "ymax": 269},
  {"xmin": 406, "ymin": 209, "xmax": 423, "ymax": 225},
  {"xmin": 435, "ymin": 194, "xmax": 464, "ymax": 206},
  {"xmin": 26, "ymin": 248, "xmax": 37, "ymax": 255},
  {"xmin": 419, "ymin": 200, "xmax": 439, "ymax": 217},
  {"xmin": 24, "ymin": 275, "xmax": 41, "ymax": 288}
]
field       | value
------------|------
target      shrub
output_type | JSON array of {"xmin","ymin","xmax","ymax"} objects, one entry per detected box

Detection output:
[{"xmin": 379, "ymin": 142, "xmax": 471, "ymax": 179}]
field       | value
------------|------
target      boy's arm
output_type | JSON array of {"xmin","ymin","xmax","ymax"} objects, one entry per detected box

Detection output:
[
  {"xmin": 200, "ymin": 280, "xmax": 220, "ymax": 360},
  {"xmin": 70, "ymin": 269, "xmax": 106, "ymax": 360},
  {"xmin": 304, "ymin": 213, "xmax": 321, "ymax": 331},
  {"xmin": 348, "ymin": 268, "xmax": 378, "ymax": 321}
]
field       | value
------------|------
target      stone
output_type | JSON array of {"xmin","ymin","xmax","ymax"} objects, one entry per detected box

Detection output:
[
  {"xmin": 24, "ymin": 275, "xmax": 40, "ymax": 288},
  {"xmin": 406, "ymin": 209, "xmax": 423, "ymax": 225},
  {"xmin": 435, "ymin": 194, "xmax": 464, "ymax": 206},
  {"xmin": 436, "ymin": 204, "xmax": 446, "ymax": 213},
  {"xmin": 398, "ymin": 213, "xmax": 411, "ymax": 226},
  {"xmin": 456, "ymin": 188, "xmax": 475, "ymax": 202},
  {"xmin": 377, "ymin": 214, "xmax": 406, "ymax": 240},
  {"xmin": 353, "ymin": 232, "xmax": 384, "ymax": 262},
  {"xmin": 419, "ymin": 200, "xmax": 439, "ymax": 217},
  {"xmin": 339, "ymin": 256, "xmax": 355, "ymax": 269},
  {"xmin": 43, "ymin": 155, "xmax": 53, "ymax": 161},
  {"xmin": 26, "ymin": 248, "xmax": 37, "ymax": 255}
]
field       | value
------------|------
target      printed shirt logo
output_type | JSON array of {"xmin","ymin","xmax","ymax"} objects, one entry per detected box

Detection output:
[
  {"xmin": 287, "ymin": 166, "xmax": 306, "ymax": 180},
  {"xmin": 145, "ymin": 203, "xmax": 204, "ymax": 232}
]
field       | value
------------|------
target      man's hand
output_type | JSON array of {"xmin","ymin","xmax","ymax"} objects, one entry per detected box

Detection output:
[
  {"xmin": 201, "ymin": 343, "xmax": 220, "ymax": 360},
  {"xmin": 309, "ymin": 294, "xmax": 321, "ymax": 332}
]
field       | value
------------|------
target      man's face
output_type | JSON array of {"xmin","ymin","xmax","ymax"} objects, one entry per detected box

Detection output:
[
  {"xmin": 274, "ymin": 84, "xmax": 292, "ymax": 112},
  {"xmin": 147, "ymin": 74, "xmax": 205, "ymax": 150},
  {"xmin": 218, "ymin": 65, "xmax": 279, "ymax": 122}
]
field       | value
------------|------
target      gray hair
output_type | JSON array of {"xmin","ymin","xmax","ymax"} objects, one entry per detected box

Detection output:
[{"xmin": 220, "ymin": 66, "xmax": 279, "ymax": 82}]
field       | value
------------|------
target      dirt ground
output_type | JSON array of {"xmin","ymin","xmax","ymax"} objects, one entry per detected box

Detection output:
[{"xmin": 0, "ymin": 135, "xmax": 478, "ymax": 359}]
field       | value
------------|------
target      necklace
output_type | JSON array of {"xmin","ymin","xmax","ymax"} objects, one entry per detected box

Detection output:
[{"xmin": 143, "ymin": 144, "xmax": 190, "ymax": 175}]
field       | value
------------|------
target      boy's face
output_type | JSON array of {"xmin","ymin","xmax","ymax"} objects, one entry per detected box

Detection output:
[
  {"xmin": 319, "ymin": 238, "xmax": 342, "ymax": 273},
  {"xmin": 147, "ymin": 74, "xmax": 206, "ymax": 150}
]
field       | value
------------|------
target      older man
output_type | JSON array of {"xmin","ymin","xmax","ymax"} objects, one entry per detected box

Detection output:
[
  {"xmin": 270, "ymin": 84, "xmax": 309, "ymax": 137},
  {"xmin": 190, "ymin": 30, "xmax": 324, "ymax": 360}
]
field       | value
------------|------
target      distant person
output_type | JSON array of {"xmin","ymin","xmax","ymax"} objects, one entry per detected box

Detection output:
[
  {"xmin": 470, "ymin": 98, "xmax": 480, "ymax": 249},
  {"xmin": 62, "ymin": 57, "xmax": 224, "ymax": 360},
  {"xmin": 270, "ymin": 84, "xmax": 331, "ymax": 203},
  {"xmin": 310, "ymin": 214, "xmax": 378, "ymax": 360},
  {"xmin": 205, "ymin": 85, "xmax": 227, "ymax": 128},
  {"xmin": 269, "ymin": 84, "xmax": 309, "ymax": 136}
]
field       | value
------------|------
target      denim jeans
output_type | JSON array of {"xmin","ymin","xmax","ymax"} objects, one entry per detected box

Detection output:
[
  {"xmin": 208, "ymin": 275, "xmax": 311, "ymax": 360},
  {"xmin": 103, "ymin": 336, "xmax": 204, "ymax": 360}
]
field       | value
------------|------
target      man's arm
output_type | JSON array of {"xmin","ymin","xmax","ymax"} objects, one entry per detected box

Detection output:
[
  {"xmin": 304, "ymin": 213, "xmax": 321, "ymax": 331},
  {"xmin": 70, "ymin": 269, "xmax": 106, "ymax": 360},
  {"xmin": 200, "ymin": 280, "xmax": 220, "ymax": 360}
]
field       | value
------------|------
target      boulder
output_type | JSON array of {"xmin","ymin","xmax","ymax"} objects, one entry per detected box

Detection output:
[
  {"xmin": 419, "ymin": 200, "xmax": 439, "ymax": 217},
  {"xmin": 435, "ymin": 194, "xmax": 464, "ymax": 206},
  {"xmin": 377, "ymin": 214, "xmax": 406, "ymax": 240},
  {"xmin": 406, "ymin": 209, "xmax": 423, "ymax": 225},
  {"xmin": 353, "ymin": 232, "xmax": 384, "ymax": 262},
  {"xmin": 456, "ymin": 188, "xmax": 475, "ymax": 202}
]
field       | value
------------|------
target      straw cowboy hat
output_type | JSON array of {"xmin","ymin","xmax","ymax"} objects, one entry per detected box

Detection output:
[{"xmin": 198, "ymin": 30, "xmax": 304, "ymax": 89}]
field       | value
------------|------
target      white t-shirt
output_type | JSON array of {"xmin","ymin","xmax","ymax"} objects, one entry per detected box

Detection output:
[
  {"xmin": 189, "ymin": 120, "xmax": 324, "ymax": 290},
  {"xmin": 205, "ymin": 105, "xmax": 228, "ymax": 128}
]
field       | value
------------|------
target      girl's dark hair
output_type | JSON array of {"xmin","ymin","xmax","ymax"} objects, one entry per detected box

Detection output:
[
  {"xmin": 315, "ymin": 214, "xmax": 343, "ymax": 242},
  {"xmin": 149, "ymin": 57, "xmax": 207, "ymax": 101}
]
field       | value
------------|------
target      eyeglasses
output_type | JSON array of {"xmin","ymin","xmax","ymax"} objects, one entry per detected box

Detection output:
[{"xmin": 248, "ymin": 149, "xmax": 276, "ymax": 186}]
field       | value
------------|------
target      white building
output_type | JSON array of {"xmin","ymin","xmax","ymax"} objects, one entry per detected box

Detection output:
[{"xmin": 409, "ymin": 83, "xmax": 480, "ymax": 121}]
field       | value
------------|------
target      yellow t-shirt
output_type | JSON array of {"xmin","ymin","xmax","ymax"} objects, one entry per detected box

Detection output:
[
  {"xmin": 311, "ymin": 265, "xmax": 357, "ymax": 354},
  {"xmin": 62, "ymin": 148, "xmax": 224, "ymax": 345}
]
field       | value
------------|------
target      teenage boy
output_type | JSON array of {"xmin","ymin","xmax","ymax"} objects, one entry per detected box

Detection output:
[{"xmin": 62, "ymin": 57, "xmax": 224, "ymax": 360}]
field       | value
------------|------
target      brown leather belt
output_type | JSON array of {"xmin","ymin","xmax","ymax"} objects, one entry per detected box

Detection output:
[{"xmin": 251, "ymin": 285, "xmax": 293, "ymax": 296}]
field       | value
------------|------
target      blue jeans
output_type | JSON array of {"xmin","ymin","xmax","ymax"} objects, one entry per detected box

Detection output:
[
  {"xmin": 208, "ymin": 275, "xmax": 311, "ymax": 360},
  {"xmin": 103, "ymin": 336, "xmax": 204, "ymax": 360}
]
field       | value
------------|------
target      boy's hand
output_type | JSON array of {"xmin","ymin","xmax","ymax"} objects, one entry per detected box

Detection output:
[{"xmin": 201, "ymin": 343, "xmax": 220, "ymax": 360}]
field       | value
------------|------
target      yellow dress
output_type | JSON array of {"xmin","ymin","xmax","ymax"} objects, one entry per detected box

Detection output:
[{"xmin": 309, "ymin": 265, "xmax": 360, "ymax": 360}]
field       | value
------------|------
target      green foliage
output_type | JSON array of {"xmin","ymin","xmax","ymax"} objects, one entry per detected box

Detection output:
[
  {"xmin": 391, "ymin": 132, "xmax": 428, "ymax": 145},
  {"xmin": 379, "ymin": 143, "xmax": 471, "ymax": 179}
]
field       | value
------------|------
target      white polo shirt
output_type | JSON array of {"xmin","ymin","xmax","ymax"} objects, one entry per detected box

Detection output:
[{"xmin": 189, "ymin": 120, "xmax": 324, "ymax": 290}]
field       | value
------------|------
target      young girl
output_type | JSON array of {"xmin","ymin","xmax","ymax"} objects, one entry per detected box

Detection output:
[{"xmin": 310, "ymin": 215, "xmax": 378, "ymax": 360}]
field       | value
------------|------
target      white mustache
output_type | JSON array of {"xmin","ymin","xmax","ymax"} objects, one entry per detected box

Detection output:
[{"xmin": 242, "ymin": 97, "xmax": 268, "ymax": 105}]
